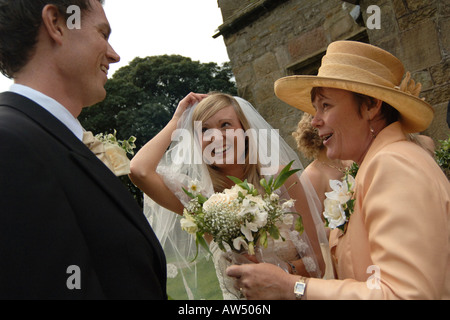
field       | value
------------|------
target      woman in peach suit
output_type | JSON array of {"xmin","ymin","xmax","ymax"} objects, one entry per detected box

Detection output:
[{"xmin": 227, "ymin": 41, "xmax": 450, "ymax": 300}]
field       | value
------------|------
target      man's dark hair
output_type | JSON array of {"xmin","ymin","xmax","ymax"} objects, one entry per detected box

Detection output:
[{"xmin": 0, "ymin": 0, "xmax": 104, "ymax": 78}]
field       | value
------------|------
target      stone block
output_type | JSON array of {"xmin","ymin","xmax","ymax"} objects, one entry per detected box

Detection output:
[
  {"xmin": 252, "ymin": 76, "xmax": 277, "ymax": 104},
  {"xmin": 421, "ymin": 83, "xmax": 450, "ymax": 106},
  {"xmin": 397, "ymin": 4, "xmax": 438, "ymax": 31},
  {"xmin": 400, "ymin": 20, "xmax": 441, "ymax": 71},
  {"xmin": 423, "ymin": 101, "xmax": 450, "ymax": 141},
  {"xmin": 405, "ymin": 0, "xmax": 433, "ymax": 12},
  {"xmin": 430, "ymin": 58, "xmax": 450, "ymax": 88},
  {"xmin": 233, "ymin": 63, "xmax": 254, "ymax": 87},
  {"xmin": 440, "ymin": 18, "xmax": 450, "ymax": 57},
  {"xmin": 274, "ymin": 46, "xmax": 292, "ymax": 73},
  {"xmin": 288, "ymin": 27, "xmax": 327, "ymax": 61},
  {"xmin": 412, "ymin": 70, "xmax": 433, "ymax": 91},
  {"xmin": 252, "ymin": 52, "xmax": 279, "ymax": 78},
  {"xmin": 326, "ymin": 13, "xmax": 358, "ymax": 41},
  {"xmin": 392, "ymin": 0, "xmax": 408, "ymax": 18}
]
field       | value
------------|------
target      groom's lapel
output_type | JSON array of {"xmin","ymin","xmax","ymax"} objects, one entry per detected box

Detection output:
[
  {"xmin": 0, "ymin": 92, "xmax": 91, "ymax": 158},
  {"xmin": 0, "ymin": 92, "xmax": 155, "ymax": 243}
]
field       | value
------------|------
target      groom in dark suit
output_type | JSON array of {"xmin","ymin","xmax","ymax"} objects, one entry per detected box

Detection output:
[{"xmin": 0, "ymin": 0, "xmax": 167, "ymax": 299}]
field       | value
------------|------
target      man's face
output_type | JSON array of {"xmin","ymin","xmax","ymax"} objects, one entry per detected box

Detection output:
[{"xmin": 61, "ymin": 0, "xmax": 120, "ymax": 107}]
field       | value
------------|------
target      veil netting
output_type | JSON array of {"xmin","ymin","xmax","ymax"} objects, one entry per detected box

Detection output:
[{"xmin": 143, "ymin": 96, "xmax": 334, "ymax": 300}]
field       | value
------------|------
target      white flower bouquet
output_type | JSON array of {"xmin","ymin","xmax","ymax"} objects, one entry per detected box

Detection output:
[{"xmin": 181, "ymin": 161, "xmax": 304, "ymax": 259}]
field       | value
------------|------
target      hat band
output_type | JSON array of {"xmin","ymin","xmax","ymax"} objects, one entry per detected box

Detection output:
[
  {"xmin": 317, "ymin": 63, "xmax": 396, "ymax": 90},
  {"xmin": 321, "ymin": 53, "xmax": 401, "ymax": 85}
]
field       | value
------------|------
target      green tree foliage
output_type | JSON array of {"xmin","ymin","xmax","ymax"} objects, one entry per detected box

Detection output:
[
  {"xmin": 79, "ymin": 55, "xmax": 237, "ymax": 205},
  {"xmin": 435, "ymin": 135, "xmax": 450, "ymax": 179}
]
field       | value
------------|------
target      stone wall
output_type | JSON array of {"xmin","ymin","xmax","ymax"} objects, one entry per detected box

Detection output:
[
  {"xmin": 215, "ymin": 0, "xmax": 450, "ymax": 165},
  {"xmin": 359, "ymin": 0, "xmax": 449, "ymax": 142},
  {"xmin": 217, "ymin": 0, "xmax": 368, "ymax": 163}
]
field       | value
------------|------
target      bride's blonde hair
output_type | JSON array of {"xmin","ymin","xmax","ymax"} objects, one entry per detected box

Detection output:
[{"xmin": 192, "ymin": 93, "xmax": 262, "ymax": 192}]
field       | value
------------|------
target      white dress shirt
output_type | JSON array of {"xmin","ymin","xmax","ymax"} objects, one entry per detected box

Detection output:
[{"xmin": 8, "ymin": 84, "xmax": 84, "ymax": 141}]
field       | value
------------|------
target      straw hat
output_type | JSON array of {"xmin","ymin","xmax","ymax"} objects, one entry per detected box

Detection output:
[{"xmin": 275, "ymin": 41, "xmax": 434, "ymax": 133}]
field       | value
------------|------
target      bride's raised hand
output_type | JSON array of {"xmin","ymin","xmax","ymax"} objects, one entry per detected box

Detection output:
[
  {"xmin": 130, "ymin": 92, "xmax": 209, "ymax": 216},
  {"xmin": 173, "ymin": 92, "xmax": 209, "ymax": 121}
]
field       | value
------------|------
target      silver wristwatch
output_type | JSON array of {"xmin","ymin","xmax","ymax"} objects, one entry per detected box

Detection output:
[{"xmin": 294, "ymin": 277, "xmax": 307, "ymax": 299}]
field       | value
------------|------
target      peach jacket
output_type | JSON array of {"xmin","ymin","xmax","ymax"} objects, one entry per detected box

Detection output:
[{"xmin": 307, "ymin": 122, "xmax": 450, "ymax": 299}]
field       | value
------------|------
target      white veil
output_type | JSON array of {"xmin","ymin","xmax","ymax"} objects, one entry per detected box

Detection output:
[{"xmin": 143, "ymin": 96, "xmax": 332, "ymax": 300}]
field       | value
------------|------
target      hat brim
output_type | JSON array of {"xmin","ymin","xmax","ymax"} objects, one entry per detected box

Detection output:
[{"xmin": 275, "ymin": 76, "xmax": 434, "ymax": 133}]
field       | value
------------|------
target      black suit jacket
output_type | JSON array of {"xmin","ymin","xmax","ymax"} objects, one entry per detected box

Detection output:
[{"xmin": 0, "ymin": 92, "xmax": 167, "ymax": 300}]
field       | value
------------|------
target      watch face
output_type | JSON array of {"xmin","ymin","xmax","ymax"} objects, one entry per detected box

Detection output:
[{"xmin": 294, "ymin": 281, "xmax": 306, "ymax": 295}]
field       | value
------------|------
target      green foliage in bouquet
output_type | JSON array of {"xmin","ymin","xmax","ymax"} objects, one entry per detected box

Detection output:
[{"xmin": 95, "ymin": 129, "xmax": 137, "ymax": 156}]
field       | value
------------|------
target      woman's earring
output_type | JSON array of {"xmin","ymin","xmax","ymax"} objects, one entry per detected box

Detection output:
[{"xmin": 370, "ymin": 125, "xmax": 376, "ymax": 138}]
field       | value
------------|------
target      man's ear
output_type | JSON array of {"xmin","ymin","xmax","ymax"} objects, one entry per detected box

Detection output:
[{"xmin": 41, "ymin": 4, "xmax": 67, "ymax": 45}]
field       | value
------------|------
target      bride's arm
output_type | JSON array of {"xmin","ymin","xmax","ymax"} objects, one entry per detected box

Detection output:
[{"xmin": 129, "ymin": 92, "xmax": 208, "ymax": 215}]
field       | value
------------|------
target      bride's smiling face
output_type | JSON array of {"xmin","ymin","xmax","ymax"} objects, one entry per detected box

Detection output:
[{"xmin": 200, "ymin": 106, "xmax": 246, "ymax": 168}]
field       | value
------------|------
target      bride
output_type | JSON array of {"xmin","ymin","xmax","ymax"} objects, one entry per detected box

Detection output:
[{"xmin": 129, "ymin": 92, "xmax": 332, "ymax": 300}]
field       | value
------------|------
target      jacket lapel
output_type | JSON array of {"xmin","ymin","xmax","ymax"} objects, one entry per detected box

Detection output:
[
  {"xmin": 0, "ymin": 92, "xmax": 159, "ymax": 248},
  {"xmin": 0, "ymin": 92, "xmax": 90, "ymax": 157}
]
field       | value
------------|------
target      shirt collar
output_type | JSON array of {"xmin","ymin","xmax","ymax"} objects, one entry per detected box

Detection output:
[{"xmin": 8, "ymin": 84, "xmax": 84, "ymax": 141}]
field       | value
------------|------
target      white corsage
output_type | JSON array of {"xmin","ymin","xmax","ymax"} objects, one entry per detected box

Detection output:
[{"xmin": 323, "ymin": 170, "xmax": 356, "ymax": 233}]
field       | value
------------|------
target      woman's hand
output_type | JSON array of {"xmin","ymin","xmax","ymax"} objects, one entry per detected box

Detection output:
[
  {"xmin": 226, "ymin": 263, "xmax": 299, "ymax": 300},
  {"xmin": 173, "ymin": 92, "xmax": 209, "ymax": 121}
]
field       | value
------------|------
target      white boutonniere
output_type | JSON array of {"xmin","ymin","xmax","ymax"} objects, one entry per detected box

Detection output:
[{"xmin": 94, "ymin": 130, "xmax": 137, "ymax": 176}]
